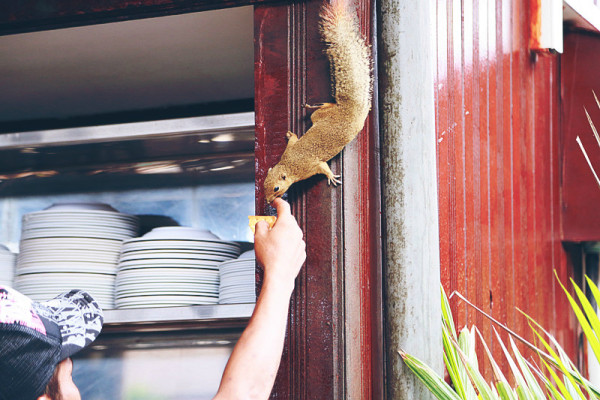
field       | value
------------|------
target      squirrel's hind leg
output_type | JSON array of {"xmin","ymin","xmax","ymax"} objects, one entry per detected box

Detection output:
[{"xmin": 316, "ymin": 161, "xmax": 342, "ymax": 186}]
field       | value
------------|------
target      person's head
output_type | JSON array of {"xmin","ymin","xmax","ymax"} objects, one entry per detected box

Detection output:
[{"xmin": 0, "ymin": 286, "xmax": 104, "ymax": 400}]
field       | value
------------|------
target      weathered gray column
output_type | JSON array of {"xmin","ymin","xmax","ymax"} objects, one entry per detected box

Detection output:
[{"xmin": 378, "ymin": 0, "xmax": 442, "ymax": 398}]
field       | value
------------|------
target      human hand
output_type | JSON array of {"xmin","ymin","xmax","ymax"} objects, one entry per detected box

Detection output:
[{"xmin": 254, "ymin": 198, "xmax": 306, "ymax": 293}]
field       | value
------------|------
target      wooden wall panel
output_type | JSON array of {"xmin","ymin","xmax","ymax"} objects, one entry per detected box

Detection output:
[
  {"xmin": 435, "ymin": 0, "xmax": 578, "ymax": 376},
  {"xmin": 561, "ymin": 32, "xmax": 600, "ymax": 242}
]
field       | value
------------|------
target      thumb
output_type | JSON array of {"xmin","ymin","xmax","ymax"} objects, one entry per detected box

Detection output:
[{"xmin": 254, "ymin": 220, "xmax": 270, "ymax": 237}]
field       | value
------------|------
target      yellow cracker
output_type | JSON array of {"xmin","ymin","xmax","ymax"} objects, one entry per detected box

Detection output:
[{"xmin": 248, "ymin": 215, "xmax": 277, "ymax": 234}]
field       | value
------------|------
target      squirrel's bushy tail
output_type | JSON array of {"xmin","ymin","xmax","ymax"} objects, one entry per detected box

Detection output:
[{"xmin": 320, "ymin": 0, "xmax": 371, "ymax": 113}]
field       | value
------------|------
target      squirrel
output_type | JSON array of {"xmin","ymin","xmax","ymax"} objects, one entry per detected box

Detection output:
[{"xmin": 264, "ymin": 0, "xmax": 372, "ymax": 203}]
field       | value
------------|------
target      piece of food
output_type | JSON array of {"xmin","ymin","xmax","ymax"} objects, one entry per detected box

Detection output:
[{"xmin": 248, "ymin": 216, "xmax": 277, "ymax": 234}]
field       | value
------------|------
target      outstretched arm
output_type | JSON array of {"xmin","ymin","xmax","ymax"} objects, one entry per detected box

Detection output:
[{"xmin": 213, "ymin": 198, "xmax": 306, "ymax": 400}]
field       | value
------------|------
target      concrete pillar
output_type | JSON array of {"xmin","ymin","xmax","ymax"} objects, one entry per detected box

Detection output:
[{"xmin": 378, "ymin": 0, "xmax": 443, "ymax": 398}]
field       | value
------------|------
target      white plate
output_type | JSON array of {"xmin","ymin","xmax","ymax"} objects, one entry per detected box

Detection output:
[
  {"xmin": 18, "ymin": 257, "xmax": 119, "ymax": 265},
  {"xmin": 116, "ymin": 282, "xmax": 218, "ymax": 290},
  {"xmin": 114, "ymin": 302, "xmax": 217, "ymax": 309},
  {"xmin": 118, "ymin": 253, "xmax": 231, "ymax": 263},
  {"xmin": 116, "ymin": 290, "xmax": 219, "ymax": 297},
  {"xmin": 20, "ymin": 237, "xmax": 125, "ymax": 250},
  {"xmin": 44, "ymin": 202, "xmax": 118, "ymax": 211},
  {"xmin": 21, "ymin": 227, "xmax": 137, "ymax": 235},
  {"xmin": 219, "ymin": 299, "xmax": 256, "ymax": 304},
  {"xmin": 22, "ymin": 218, "xmax": 138, "ymax": 227},
  {"xmin": 14, "ymin": 274, "xmax": 115, "ymax": 284},
  {"xmin": 24, "ymin": 208, "xmax": 138, "ymax": 219},
  {"xmin": 220, "ymin": 268, "xmax": 255, "ymax": 274},
  {"xmin": 17, "ymin": 264, "xmax": 117, "ymax": 275},
  {"xmin": 116, "ymin": 267, "xmax": 219, "ymax": 276},
  {"xmin": 123, "ymin": 238, "xmax": 240, "ymax": 249},
  {"xmin": 21, "ymin": 231, "xmax": 135, "ymax": 241},
  {"xmin": 142, "ymin": 227, "xmax": 220, "ymax": 240},
  {"xmin": 116, "ymin": 274, "xmax": 218, "ymax": 282},
  {"xmin": 117, "ymin": 266, "xmax": 219, "ymax": 274},
  {"xmin": 219, "ymin": 293, "xmax": 255, "ymax": 298},
  {"xmin": 119, "ymin": 258, "xmax": 221, "ymax": 266},
  {"xmin": 15, "ymin": 282, "xmax": 115, "ymax": 291},
  {"xmin": 116, "ymin": 295, "xmax": 218, "ymax": 303},
  {"xmin": 22, "ymin": 290, "xmax": 115, "ymax": 297},
  {"xmin": 220, "ymin": 286, "xmax": 255, "ymax": 293},
  {"xmin": 116, "ymin": 273, "xmax": 218, "ymax": 282}
]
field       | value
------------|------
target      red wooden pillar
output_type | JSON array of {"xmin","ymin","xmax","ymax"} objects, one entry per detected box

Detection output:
[{"xmin": 254, "ymin": 0, "xmax": 382, "ymax": 398}]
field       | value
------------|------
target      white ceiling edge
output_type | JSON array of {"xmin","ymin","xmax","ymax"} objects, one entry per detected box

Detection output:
[
  {"xmin": 0, "ymin": 6, "xmax": 254, "ymax": 123},
  {"xmin": 564, "ymin": 0, "xmax": 600, "ymax": 32}
]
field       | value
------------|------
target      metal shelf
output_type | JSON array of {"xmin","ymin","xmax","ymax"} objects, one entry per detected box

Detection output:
[
  {"xmin": 103, "ymin": 303, "xmax": 254, "ymax": 333},
  {"xmin": 0, "ymin": 112, "xmax": 255, "ymax": 149}
]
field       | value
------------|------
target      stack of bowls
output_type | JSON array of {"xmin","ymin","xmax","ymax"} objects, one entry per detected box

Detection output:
[
  {"xmin": 115, "ymin": 227, "xmax": 241, "ymax": 309},
  {"xmin": 14, "ymin": 203, "xmax": 139, "ymax": 309},
  {"xmin": 0, "ymin": 244, "xmax": 16, "ymax": 287},
  {"xmin": 218, "ymin": 250, "xmax": 256, "ymax": 304}
]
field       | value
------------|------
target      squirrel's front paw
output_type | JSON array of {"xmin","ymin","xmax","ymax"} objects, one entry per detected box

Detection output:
[{"xmin": 328, "ymin": 174, "xmax": 342, "ymax": 186}]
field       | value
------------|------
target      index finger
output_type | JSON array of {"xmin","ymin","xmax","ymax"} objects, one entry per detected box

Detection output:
[{"xmin": 273, "ymin": 197, "xmax": 291, "ymax": 218}]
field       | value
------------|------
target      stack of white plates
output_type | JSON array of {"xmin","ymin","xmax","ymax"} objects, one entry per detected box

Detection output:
[
  {"xmin": 14, "ymin": 203, "xmax": 139, "ymax": 309},
  {"xmin": 0, "ymin": 244, "xmax": 16, "ymax": 287},
  {"xmin": 219, "ymin": 250, "xmax": 256, "ymax": 304},
  {"xmin": 115, "ymin": 227, "xmax": 241, "ymax": 309}
]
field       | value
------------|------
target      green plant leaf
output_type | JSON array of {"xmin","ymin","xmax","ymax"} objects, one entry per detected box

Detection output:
[
  {"xmin": 509, "ymin": 337, "xmax": 546, "ymax": 399},
  {"xmin": 446, "ymin": 328, "xmax": 498, "ymax": 400},
  {"xmin": 495, "ymin": 381, "xmax": 517, "ymax": 400},
  {"xmin": 399, "ymin": 349, "xmax": 463, "ymax": 400},
  {"xmin": 555, "ymin": 271, "xmax": 600, "ymax": 367},
  {"xmin": 570, "ymin": 277, "xmax": 600, "ymax": 362},
  {"xmin": 492, "ymin": 328, "xmax": 536, "ymax": 400},
  {"xmin": 519, "ymin": 308, "xmax": 600, "ymax": 398},
  {"xmin": 527, "ymin": 323, "xmax": 586, "ymax": 399},
  {"xmin": 541, "ymin": 358, "xmax": 576, "ymax": 399},
  {"xmin": 442, "ymin": 286, "xmax": 457, "ymax": 339}
]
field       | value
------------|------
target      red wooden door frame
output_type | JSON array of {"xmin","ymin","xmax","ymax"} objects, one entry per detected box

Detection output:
[
  {"xmin": 0, "ymin": 0, "xmax": 384, "ymax": 398},
  {"xmin": 254, "ymin": 0, "xmax": 382, "ymax": 398}
]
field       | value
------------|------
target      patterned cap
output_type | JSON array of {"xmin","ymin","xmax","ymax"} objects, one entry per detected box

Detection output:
[{"xmin": 0, "ymin": 285, "xmax": 104, "ymax": 400}]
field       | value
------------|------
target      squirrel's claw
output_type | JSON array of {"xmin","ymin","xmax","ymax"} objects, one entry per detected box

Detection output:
[
  {"xmin": 304, "ymin": 103, "xmax": 323, "ymax": 109},
  {"xmin": 328, "ymin": 174, "xmax": 342, "ymax": 186}
]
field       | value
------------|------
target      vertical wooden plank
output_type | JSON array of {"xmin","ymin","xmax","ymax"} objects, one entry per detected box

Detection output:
[
  {"xmin": 463, "ymin": 0, "xmax": 478, "ymax": 331},
  {"xmin": 342, "ymin": 0, "xmax": 383, "ymax": 397},
  {"xmin": 551, "ymin": 54, "xmax": 563, "ymax": 344},
  {"xmin": 512, "ymin": 0, "xmax": 529, "ymax": 349},
  {"xmin": 436, "ymin": 0, "xmax": 451, "ymax": 297},
  {"xmin": 533, "ymin": 56, "xmax": 551, "ymax": 337},
  {"xmin": 488, "ymin": 0, "xmax": 509, "ymax": 368},
  {"xmin": 475, "ymin": 0, "xmax": 493, "ymax": 378},
  {"xmin": 449, "ymin": 0, "xmax": 468, "ymax": 328}
]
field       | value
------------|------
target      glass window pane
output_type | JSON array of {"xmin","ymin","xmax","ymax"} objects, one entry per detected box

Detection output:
[{"xmin": 73, "ymin": 332, "xmax": 239, "ymax": 400}]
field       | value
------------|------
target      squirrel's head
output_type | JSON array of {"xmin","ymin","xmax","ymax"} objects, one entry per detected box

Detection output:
[{"xmin": 264, "ymin": 164, "xmax": 293, "ymax": 203}]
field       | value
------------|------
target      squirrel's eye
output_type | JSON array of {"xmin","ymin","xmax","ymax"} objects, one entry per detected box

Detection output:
[
  {"xmin": 274, "ymin": 186, "xmax": 280, "ymax": 192},
  {"xmin": 282, "ymin": 175, "xmax": 286, "ymax": 180}
]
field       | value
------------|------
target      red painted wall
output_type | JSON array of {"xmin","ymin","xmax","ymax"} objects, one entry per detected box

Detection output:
[
  {"xmin": 435, "ymin": 0, "xmax": 577, "ymax": 376},
  {"xmin": 561, "ymin": 32, "xmax": 600, "ymax": 242}
]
